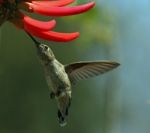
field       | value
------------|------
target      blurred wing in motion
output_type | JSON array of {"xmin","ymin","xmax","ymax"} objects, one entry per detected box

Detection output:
[{"xmin": 65, "ymin": 61, "xmax": 120, "ymax": 84}]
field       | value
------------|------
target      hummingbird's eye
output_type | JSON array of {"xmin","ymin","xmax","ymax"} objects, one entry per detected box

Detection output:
[{"xmin": 43, "ymin": 45, "xmax": 49, "ymax": 51}]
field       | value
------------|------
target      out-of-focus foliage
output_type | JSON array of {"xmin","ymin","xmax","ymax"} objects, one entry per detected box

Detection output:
[{"xmin": 60, "ymin": 5, "xmax": 116, "ymax": 50}]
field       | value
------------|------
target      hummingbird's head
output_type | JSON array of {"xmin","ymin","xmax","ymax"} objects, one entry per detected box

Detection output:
[{"xmin": 37, "ymin": 44, "xmax": 55, "ymax": 64}]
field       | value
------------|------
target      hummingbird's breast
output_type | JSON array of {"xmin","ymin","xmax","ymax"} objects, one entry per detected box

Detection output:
[{"xmin": 45, "ymin": 59, "xmax": 71, "ymax": 93}]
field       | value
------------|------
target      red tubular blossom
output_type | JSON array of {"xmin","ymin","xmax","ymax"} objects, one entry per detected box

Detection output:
[
  {"xmin": 23, "ymin": 15, "xmax": 56, "ymax": 31},
  {"xmin": 25, "ymin": 24, "xmax": 80, "ymax": 42},
  {"xmin": 32, "ymin": 0, "xmax": 75, "ymax": 7},
  {"xmin": 29, "ymin": 2, "xmax": 95, "ymax": 16},
  {"xmin": 1, "ymin": 0, "xmax": 96, "ymax": 43}
]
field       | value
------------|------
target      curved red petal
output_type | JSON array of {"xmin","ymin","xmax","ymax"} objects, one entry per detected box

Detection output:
[
  {"xmin": 23, "ymin": 15, "xmax": 56, "ymax": 31},
  {"xmin": 32, "ymin": 0, "xmax": 75, "ymax": 7},
  {"xmin": 25, "ymin": 26, "xmax": 80, "ymax": 42},
  {"xmin": 31, "ymin": 2, "xmax": 95, "ymax": 16}
]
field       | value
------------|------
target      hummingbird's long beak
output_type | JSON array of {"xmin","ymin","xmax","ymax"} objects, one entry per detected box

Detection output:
[{"xmin": 26, "ymin": 31, "xmax": 41, "ymax": 47}]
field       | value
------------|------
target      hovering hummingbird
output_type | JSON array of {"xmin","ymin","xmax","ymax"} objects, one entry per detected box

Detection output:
[
  {"xmin": 36, "ymin": 44, "xmax": 120, "ymax": 126},
  {"xmin": 26, "ymin": 32, "xmax": 120, "ymax": 127}
]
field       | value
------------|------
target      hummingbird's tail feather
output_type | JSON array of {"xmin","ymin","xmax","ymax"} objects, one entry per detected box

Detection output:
[
  {"xmin": 60, "ymin": 122, "xmax": 67, "ymax": 127},
  {"xmin": 57, "ymin": 97, "xmax": 71, "ymax": 127},
  {"xmin": 57, "ymin": 110, "xmax": 67, "ymax": 127},
  {"xmin": 65, "ymin": 96, "xmax": 72, "ymax": 116},
  {"xmin": 59, "ymin": 118, "xmax": 67, "ymax": 127}
]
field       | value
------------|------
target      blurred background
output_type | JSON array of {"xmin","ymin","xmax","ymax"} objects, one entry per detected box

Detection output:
[{"xmin": 0, "ymin": 0, "xmax": 150, "ymax": 133}]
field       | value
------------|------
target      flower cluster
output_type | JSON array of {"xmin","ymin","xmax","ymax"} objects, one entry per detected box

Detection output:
[{"xmin": 0, "ymin": 0, "xmax": 95, "ymax": 42}]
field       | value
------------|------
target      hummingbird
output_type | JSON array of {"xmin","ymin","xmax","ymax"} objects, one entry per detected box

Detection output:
[{"xmin": 26, "ymin": 32, "xmax": 120, "ymax": 127}]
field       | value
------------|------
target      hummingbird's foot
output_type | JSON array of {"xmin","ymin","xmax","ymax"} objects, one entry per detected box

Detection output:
[
  {"xmin": 50, "ymin": 90, "xmax": 65, "ymax": 99},
  {"xmin": 50, "ymin": 92, "xmax": 55, "ymax": 99},
  {"xmin": 55, "ymin": 90, "xmax": 66, "ymax": 98}
]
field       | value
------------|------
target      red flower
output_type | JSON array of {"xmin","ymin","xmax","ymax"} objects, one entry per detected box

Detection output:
[{"xmin": 0, "ymin": 0, "xmax": 95, "ymax": 42}]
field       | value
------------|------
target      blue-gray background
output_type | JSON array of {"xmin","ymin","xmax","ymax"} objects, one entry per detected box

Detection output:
[{"xmin": 0, "ymin": 0, "xmax": 150, "ymax": 133}]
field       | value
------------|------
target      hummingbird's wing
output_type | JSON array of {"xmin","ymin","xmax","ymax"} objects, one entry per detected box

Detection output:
[{"xmin": 65, "ymin": 61, "xmax": 120, "ymax": 84}]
